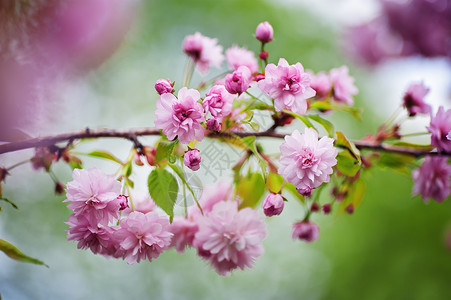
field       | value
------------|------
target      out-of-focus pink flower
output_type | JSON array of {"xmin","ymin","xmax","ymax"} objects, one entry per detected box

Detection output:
[
  {"xmin": 193, "ymin": 201, "xmax": 267, "ymax": 275},
  {"xmin": 259, "ymin": 58, "xmax": 315, "ymax": 114},
  {"xmin": 402, "ymin": 82, "xmax": 431, "ymax": 117},
  {"xmin": 66, "ymin": 214, "xmax": 115, "ymax": 256},
  {"xmin": 297, "ymin": 186, "xmax": 313, "ymax": 197},
  {"xmin": 184, "ymin": 149, "xmax": 202, "ymax": 171},
  {"xmin": 189, "ymin": 181, "xmax": 234, "ymax": 218},
  {"xmin": 225, "ymin": 45, "xmax": 258, "ymax": 73},
  {"xmin": 203, "ymin": 85, "xmax": 235, "ymax": 118},
  {"xmin": 292, "ymin": 221, "xmax": 320, "ymax": 243},
  {"xmin": 329, "ymin": 66, "xmax": 358, "ymax": 105},
  {"xmin": 154, "ymin": 87, "xmax": 205, "ymax": 144},
  {"xmin": 154, "ymin": 78, "xmax": 174, "ymax": 95},
  {"xmin": 322, "ymin": 203, "xmax": 332, "ymax": 214},
  {"xmin": 262, "ymin": 193, "xmax": 284, "ymax": 217},
  {"xmin": 427, "ymin": 106, "xmax": 451, "ymax": 152},
  {"xmin": 255, "ymin": 21, "xmax": 274, "ymax": 44},
  {"xmin": 183, "ymin": 32, "xmax": 224, "ymax": 74},
  {"xmin": 206, "ymin": 118, "xmax": 221, "ymax": 132},
  {"xmin": 412, "ymin": 156, "xmax": 451, "ymax": 203},
  {"xmin": 169, "ymin": 216, "xmax": 199, "ymax": 253},
  {"xmin": 279, "ymin": 128, "xmax": 337, "ymax": 191},
  {"xmin": 114, "ymin": 211, "xmax": 173, "ymax": 264},
  {"xmin": 308, "ymin": 71, "xmax": 332, "ymax": 99},
  {"xmin": 225, "ymin": 66, "xmax": 252, "ymax": 95},
  {"xmin": 122, "ymin": 194, "xmax": 156, "ymax": 216},
  {"xmin": 65, "ymin": 168, "xmax": 121, "ymax": 225}
]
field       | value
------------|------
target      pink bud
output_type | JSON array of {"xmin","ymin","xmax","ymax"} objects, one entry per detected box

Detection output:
[
  {"xmin": 55, "ymin": 182, "xmax": 65, "ymax": 194},
  {"xmin": 184, "ymin": 149, "xmax": 201, "ymax": 171},
  {"xmin": 255, "ymin": 73, "xmax": 265, "ymax": 82},
  {"xmin": 224, "ymin": 66, "xmax": 252, "ymax": 95},
  {"xmin": 262, "ymin": 193, "xmax": 284, "ymax": 217},
  {"xmin": 259, "ymin": 51, "xmax": 269, "ymax": 60},
  {"xmin": 117, "ymin": 195, "xmax": 129, "ymax": 211},
  {"xmin": 297, "ymin": 186, "xmax": 312, "ymax": 197},
  {"xmin": 322, "ymin": 203, "xmax": 332, "ymax": 214},
  {"xmin": 256, "ymin": 21, "xmax": 274, "ymax": 44},
  {"xmin": 310, "ymin": 202, "xmax": 319, "ymax": 212},
  {"xmin": 292, "ymin": 221, "xmax": 320, "ymax": 243},
  {"xmin": 346, "ymin": 204, "xmax": 354, "ymax": 214},
  {"xmin": 206, "ymin": 118, "xmax": 221, "ymax": 132},
  {"xmin": 154, "ymin": 78, "xmax": 173, "ymax": 95}
]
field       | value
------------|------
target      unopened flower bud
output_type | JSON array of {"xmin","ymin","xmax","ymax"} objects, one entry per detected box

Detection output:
[
  {"xmin": 55, "ymin": 182, "xmax": 65, "ymax": 194},
  {"xmin": 225, "ymin": 66, "xmax": 252, "ymax": 95},
  {"xmin": 292, "ymin": 221, "xmax": 320, "ymax": 243},
  {"xmin": 0, "ymin": 168, "xmax": 9, "ymax": 182},
  {"xmin": 262, "ymin": 193, "xmax": 284, "ymax": 217},
  {"xmin": 255, "ymin": 73, "xmax": 265, "ymax": 82},
  {"xmin": 133, "ymin": 150, "xmax": 144, "ymax": 166},
  {"xmin": 322, "ymin": 203, "xmax": 332, "ymax": 214},
  {"xmin": 143, "ymin": 146, "xmax": 157, "ymax": 166},
  {"xmin": 259, "ymin": 51, "xmax": 269, "ymax": 60},
  {"xmin": 117, "ymin": 195, "xmax": 129, "ymax": 211},
  {"xmin": 346, "ymin": 203, "xmax": 354, "ymax": 214},
  {"xmin": 206, "ymin": 118, "xmax": 221, "ymax": 132},
  {"xmin": 184, "ymin": 149, "xmax": 201, "ymax": 171},
  {"xmin": 297, "ymin": 186, "xmax": 312, "ymax": 197},
  {"xmin": 155, "ymin": 78, "xmax": 174, "ymax": 95},
  {"xmin": 256, "ymin": 21, "xmax": 274, "ymax": 44},
  {"xmin": 310, "ymin": 202, "xmax": 319, "ymax": 212}
]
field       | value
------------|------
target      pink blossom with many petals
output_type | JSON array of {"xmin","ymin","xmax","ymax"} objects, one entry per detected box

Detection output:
[
  {"xmin": 225, "ymin": 45, "xmax": 258, "ymax": 73},
  {"xmin": 193, "ymin": 201, "xmax": 267, "ymax": 275},
  {"xmin": 427, "ymin": 106, "xmax": 451, "ymax": 152},
  {"xmin": 262, "ymin": 193, "xmax": 284, "ymax": 217},
  {"xmin": 308, "ymin": 71, "xmax": 332, "ymax": 99},
  {"xmin": 225, "ymin": 66, "xmax": 252, "ymax": 95},
  {"xmin": 259, "ymin": 58, "xmax": 315, "ymax": 114},
  {"xmin": 169, "ymin": 216, "xmax": 198, "ymax": 253},
  {"xmin": 154, "ymin": 87, "xmax": 205, "ymax": 144},
  {"xmin": 114, "ymin": 211, "xmax": 173, "ymax": 264},
  {"xmin": 183, "ymin": 32, "xmax": 224, "ymax": 74},
  {"xmin": 65, "ymin": 168, "xmax": 121, "ymax": 225},
  {"xmin": 278, "ymin": 128, "xmax": 338, "ymax": 191},
  {"xmin": 402, "ymin": 82, "xmax": 431, "ymax": 116},
  {"xmin": 330, "ymin": 66, "xmax": 358, "ymax": 105},
  {"xmin": 292, "ymin": 221, "xmax": 320, "ymax": 242},
  {"xmin": 202, "ymin": 85, "xmax": 235, "ymax": 118},
  {"xmin": 412, "ymin": 156, "xmax": 451, "ymax": 203}
]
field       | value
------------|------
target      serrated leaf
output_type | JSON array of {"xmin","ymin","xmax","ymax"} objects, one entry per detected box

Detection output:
[
  {"xmin": 0, "ymin": 239, "xmax": 48, "ymax": 267},
  {"xmin": 337, "ymin": 151, "xmax": 361, "ymax": 177},
  {"xmin": 307, "ymin": 115, "xmax": 335, "ymax": 137},
  {"xmin": 0, "ymin": 197, "xmax": 18, "ymax": 209},
  {"xmin": 87, "ymin": 151, "xmax": 123, "ymax": 165},
  {"xmin": 267, "ymin": 172, "xmax": 284, "ymax": 194},
  {"xmin": 155, "ymin": 140, "xmax": 178, "ymax": 164},
  {"xmin": 147, "ymin": 169, "xmax": 178, "ymax": 221},
  {"xmin": 238, "ymin": 172, "xmax": 265, "ymax": 209}
]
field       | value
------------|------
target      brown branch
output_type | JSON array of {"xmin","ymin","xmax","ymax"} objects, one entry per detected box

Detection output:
[{"xmin": 0, "ymin": 127, "xmax": 449, "ymax": 157}]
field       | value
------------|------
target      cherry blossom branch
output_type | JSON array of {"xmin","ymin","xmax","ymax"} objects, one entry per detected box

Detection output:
[{"xmin": 0, "ymin": 127, "xmax": 449, "ymax": 157}]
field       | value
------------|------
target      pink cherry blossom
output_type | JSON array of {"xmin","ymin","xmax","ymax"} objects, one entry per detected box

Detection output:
[
  {"xmin": 278, "ymin": 128, "xmax": 338, "ymax": 191},
  {"xmin": 122, "ymin": 193, "xmax": 156, "ymax": 216},
  {"xmin": 183, "ymin": 32, "xmax": 224, "ymax": 74},
  {"xmin": 292, "ymin": 221, "xmax": 320, "ymax": 242},
  {"xmin": 259, "ymin": 58, "xmax": 316, "ymax": 114},
  {"xmin": 427, "ymin": 106, "xmax": 451, "ymax": 152},
  {"xmin": 402, "ymin": 82, "xmax": 431, "ymax": 116},
  {"xmin": 206, "ymin": 118, "xmax": 221, "ymax": 132},
  {"xmin": 202, "ymin": 85, "xmax": 235, "ymax": 118},
  {"xmin": 168, "ymin": 216, "xmax": 198, "ymax": 253},
  {"xmin": 262, "ymin": 193, "xmax": 284, "ymax": 217},
  {"xmin": 66, "ymin": 214, "xmax": 116, "ymax": 256},
  {"xmin": 184, "ymin": 149, "xmax": 202, "ymax": 171},
  {"xmin": 330, "ymin": 66, "xmax": 358, "ymax": 105},
  {"xmin": 225, "ymin": 45, "xmax": 258, "ymax": 73},
  {"xmin": 309, "ymin": 71, "xmax": 332, "ymax": 99},
  {"xmin": 154, "ymin": 78, "xmax": 173, "ymax": 95},
  {"xmin": 193, "ymin": 201, "xmax": 267, "ymax": 275},
  {"xmin": 114, "ymin": 211, "xmax": 173, "ymax": 264},
  {"xmin": 65, "ymin": 168, "xmax": 121, "ymax": 225},
  {"xmin": 225, "ymin": 66, "xmax": 252, "ymax": 95},
  {"xmin": 255, "ymin": 21, "xmax": 274, "ymax": 44},
  {"xmin": 154, "ymin": 87, "xmax": 205, "ymax": 144},
  {"xmin": 412, "ymin": 156, "xmax": 451, "ymax": 203},
  {"xmin": 189, "ymin": 181, "xmax": 234, "ymax": 218}
]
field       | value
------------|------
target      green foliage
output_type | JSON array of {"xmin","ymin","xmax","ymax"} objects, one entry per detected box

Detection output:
[
  {"xmin": 241, "ymin": 136, "xmax": 268, "ymax": 180},
  {"xmin": 307, "ymin": 114, "xmax": 335, "ymax": 137},
  {"xmin": 237, "ymin": 172, "xmax": 265, "ymax": 209},
  {"xmin": 267, "ymin": 172, "xmax": 284, "ymax": 194},
  {"xmin": 283, "ymin": 181, "xmax": 305, "ymax": 204},
  {"xmin": 0, "ymin": 197, "xmax": 18, "ymax": 210},
  {"xmin": 155, "ymin": 140, "xmax": 178, "ymax": 165},
  {"xmin": 378, "ymin": 152, "xmax": 416, "ymax": 175},
  {"xmin": 147, "ymin": 168, "xmax": 178, "ymax": 222},
  {"xmin": 337, "ymin": 151, "xmax": 361, "ymax": 177},
  {"xmin": 0, "ymin": 239, "xmax": 47, "ymax": 267},
  {"xmin": 86, "ymin": 150, "xmax": 123, "ymax": 165}
]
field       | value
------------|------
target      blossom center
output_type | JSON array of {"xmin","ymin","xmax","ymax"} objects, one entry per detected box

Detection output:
[{"xmin": 299, "ymin": 149, "xmax": 318, "ymax": 169}]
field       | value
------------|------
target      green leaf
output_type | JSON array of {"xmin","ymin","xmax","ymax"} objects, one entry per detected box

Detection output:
[
  {"xmin": 241, "ymin": 136, "xmax": 268, "ymax": 180},
  {"xmin": 147, "ymin": 169, "xmax": 178, "ymax": 221},
  {"xmin": 307, "ymin": 114, "xmax": 335, "ymax": 137},
  {"xmin": 248, "ymin": 122, "xmax": 260, "ymax": 132},
  {"xmin": 309, "ymin": 101, "xmax": 333, "ymax": 111},
  {"xmin": 336, "ymin": 151, "xmax": 361, "ymax": 177},
  {"xmin": 267, "ymin": 172, "xmax": 284, "ymax": 194},
  {"xmin": 0, "ymin": 197, "xmax": 18, "ymax": 209},
  {"xmin": 348, "ymin": 178, "xmax": 366, "ymax": 208},
  {"xmin": 335, "ymin": 131, "xmax": 361, "ymax": 161},
  {"xmin": 391, "ymin": 141, "xmax": 433, "ymax": 151},
  {"xmin": 155, "ymin": 140, "xmax": 178, "ymax": 164},
  {"xmin": 167, "ymin": 164, "xmax": 202, "ymax": 213},
  {"xmin": 0, "ymin": 239, "xmax": 48, "ymax": 267},
  {"xmin": 122, "ymin": 163, "xmax": 133, "ymax": 177},
  {"xmin": 283, "ymin": 182, "xmax": 305, "ymax": 204},
  {"xmin": 86, "ymin": 150, "xmax": 123, "ymax": 165},
  {"xmin": 284, "ymin": 110, "xmax": 317, "ymax": 130},
  {"xmin": 237, "ymin": 172, "xmax": 266, "ymax": 209},
  {"xmin": 378, "ymin": 152, "xmax": 416, "ymax": 174}
]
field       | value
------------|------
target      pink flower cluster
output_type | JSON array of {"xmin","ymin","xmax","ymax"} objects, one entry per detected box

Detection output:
[
  {"xmin": 402, "ymin": 82, "xmax": 431, "ymax": 117},
  {"xmin": 183, "ymin": 32, "xmax": 224, "ymax": 74},
  {"xmin": 64, "ymin": 168, "xmax": 173, "ymax": 264},
  {"xmin": 412, "ymin": 156, "xmax": 451, "ymax": 203},
  {"xmin": 428, "ymin": 106, "xmax": 451, "ymax": 153}
]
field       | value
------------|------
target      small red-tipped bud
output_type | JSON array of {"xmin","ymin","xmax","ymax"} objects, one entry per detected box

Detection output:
[
  {"xmin": 255, "ymin": 21, "xmax": 274, "ymax": 44},
  {"xmin": 255, "ymin": 73, "xmax": 265, "ymax": 82},
  {"xmin": 55, "ymin": 182, "xmax": 65, "ymax": 194},
  {"xmin": 346, "ymin": 204, "xmax": 354, "ymax": 214},
  {"xmin": 322, "ymin": 203, "xmax": 332, "ymax": 214},
  {"xmin": 297, "ymin": 186, "xmax": 312, "ymax": 197},
  {"xmin": 133, "ymin": 150, "xmax": 144, "ymax": 166},
  {"xmin": 310, "ymin": 202, "xmax": 319, "ymax": 212},
  {"xmin": 143, "ymin": 146, "xmax": 157, "ymax": 166},
  {"xmin": 259, "ymin": 51, "xmax": 269, "ymax": 60},
  {"xmin": 292, "ymin": 221, "xmax": 320, "ymax": 243},
  {"xmin": 31, "ymin": 147, "xmax": 56, "ymax": 171},
  {"xmin": 117, "ymin": 195, "xmax": 129, "ymax": 211},
  {"xmin": 154, "ymin": 78, "xmax": 174, "ymax": 95},
  {"xmin": 262, "ymin": 193, "xmax": 284, "ymax": 217}
]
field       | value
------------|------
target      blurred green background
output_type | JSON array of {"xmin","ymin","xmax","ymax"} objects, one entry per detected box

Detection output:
[{"xmin": 1, "ymin": 0, "xmax": 451, "ymax": 299}]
